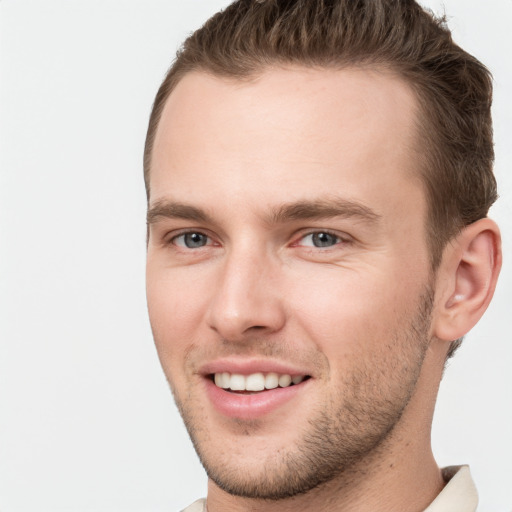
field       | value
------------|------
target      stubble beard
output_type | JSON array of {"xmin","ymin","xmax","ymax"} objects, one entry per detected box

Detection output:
[{"xmin": 169, "ymin": 287, "xmax": 434, "ymax": 501}]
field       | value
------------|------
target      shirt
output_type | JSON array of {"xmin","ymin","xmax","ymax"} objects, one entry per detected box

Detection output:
[{"xmin": 180, "ymin": 465, "xmax": 478, "ymax": 512}]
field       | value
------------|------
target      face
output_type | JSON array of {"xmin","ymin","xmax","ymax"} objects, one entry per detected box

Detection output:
[{"xmin": 146, "ymin": 67, "xmax": 435, "ymax": 499}]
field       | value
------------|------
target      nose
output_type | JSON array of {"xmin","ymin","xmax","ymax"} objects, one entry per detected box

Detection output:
[{"xmin": 205, "ymin": 246, "xmax": 286, "ymax": 342}]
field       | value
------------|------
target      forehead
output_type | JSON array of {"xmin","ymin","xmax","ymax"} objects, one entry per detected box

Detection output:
[{"xmin": 150, "ymin": 66, "xmax": 424, "ymax": 221}]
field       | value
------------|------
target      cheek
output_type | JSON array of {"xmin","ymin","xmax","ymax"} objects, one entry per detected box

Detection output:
[
  {"xmin": 146, "ymin": 265, "xmax": 210, "ymax": 366},
  {"xmin": 288, "ymin": 266, "xmax": 423, "ymax": 359}
]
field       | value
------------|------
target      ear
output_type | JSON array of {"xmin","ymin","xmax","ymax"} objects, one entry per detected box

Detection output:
[{"xmin": 433, "ymin": 218, "xmax": 502, "ymax": 342}]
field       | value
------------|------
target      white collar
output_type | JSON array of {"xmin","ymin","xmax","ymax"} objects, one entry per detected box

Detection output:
[
  {"xmin": 182, "ymin": 466, "xmax": 478, "ymax": 512},
  {"xmin": 424, "ymin": 466, "xmax": 478, "ymax": 512}
]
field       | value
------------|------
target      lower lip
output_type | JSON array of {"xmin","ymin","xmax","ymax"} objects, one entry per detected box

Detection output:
[{"xmin": 204, "ymin": 378, "xmax": 310, "ymax": 420}]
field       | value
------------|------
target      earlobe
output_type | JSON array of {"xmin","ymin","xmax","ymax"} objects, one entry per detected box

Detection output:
[{"xmin": 433, "ymin": 218, "xmax": 502, "ymax": 343}]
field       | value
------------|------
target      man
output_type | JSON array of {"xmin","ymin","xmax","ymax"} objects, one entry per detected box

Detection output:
[{"xmin": 144, "ymin": 1, "xmax": 502, "ymax": 510}]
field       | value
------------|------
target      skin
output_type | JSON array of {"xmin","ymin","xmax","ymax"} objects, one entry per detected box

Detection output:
[{"xmin": 145, "ymin": 67, "xmax": 501, "ymax": 511}]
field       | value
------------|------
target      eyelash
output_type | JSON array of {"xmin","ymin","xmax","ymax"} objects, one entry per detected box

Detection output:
[
  {"xmin": 292, "ymin": 229, "xmax": 345, "ymax": 249},
  {"xmin": 169, "ymin": 231, "xmax": 216, "ymax": 249},
  {"xmin": 167, "ymin": 229, "xmax": 349, "ymax": 251}
]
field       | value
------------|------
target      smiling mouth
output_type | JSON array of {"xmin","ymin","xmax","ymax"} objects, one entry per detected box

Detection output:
[{"xmin": 211, "ymin": 372, "xmax": 311, "ymax": 393}]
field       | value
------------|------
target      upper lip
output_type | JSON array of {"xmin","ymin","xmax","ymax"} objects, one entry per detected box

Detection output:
[{"xmin": 199, "ymin": 358, "xmax": 312, "ymax": 377}]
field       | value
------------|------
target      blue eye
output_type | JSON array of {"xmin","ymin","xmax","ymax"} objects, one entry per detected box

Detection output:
[
  {"xmin": 174, "ymin": 232, "xmax": 210, "ymax": 248},
  {"xmin": 301, "ymin": 232, "xmax": 340, "ymax": 248}
]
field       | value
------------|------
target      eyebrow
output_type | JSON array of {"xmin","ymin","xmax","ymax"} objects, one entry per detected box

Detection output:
[
  {"xmin": 146, "ymin": 197, "xmax": 381, "ymax": 226},
  {"xmin": 268, "ymin": 198, "xmax": 381, "ymax": 225},
  {"xmin": 147, "ymin": 201, "xmax": 212, "ymax": 225}
]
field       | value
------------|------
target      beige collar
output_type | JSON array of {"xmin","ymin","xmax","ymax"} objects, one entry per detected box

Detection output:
[
  {"xmin": 180, "ymin": 498, "xmax": 206, "ymax": 512},
  {"xmin": 424, "ymin": 465, "xmax": 478, "ymax": 512},
  {"xmin": 181, "ymin": 466, "xmax": 478, "ymax": 512}
]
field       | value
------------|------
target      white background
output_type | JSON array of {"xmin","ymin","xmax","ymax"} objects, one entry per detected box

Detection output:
[{"xmin": 0, "ymin": 1, "xmax": 511, "ymax": 510}]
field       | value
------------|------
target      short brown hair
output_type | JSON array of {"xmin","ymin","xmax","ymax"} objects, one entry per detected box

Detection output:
[{"xmin": 144, "ymin": 0, "xmax": 496, "ymax": 270}]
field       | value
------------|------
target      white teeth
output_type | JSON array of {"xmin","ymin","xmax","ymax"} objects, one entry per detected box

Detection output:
[
  {"xmin": 220, "ymin": 372, "xmax": 230, "ymax": 389},
  {"xmin": 215, "ymin": 372, "xmax": 236, "ymax": 389},
  {"xmin": 278, "ymin": 374, "xmax": 292, "ymax": 387},
  {"xmin": 265, "ymin": 372, "xmax": 279, "ymax": 389},
  {"xmin": 246, "ymin": 373, "xmax": 265, "ymax": 391},
  {"xmin": 230, "ymin": 374, "xmax": 246, "ymax": 391},
  {"xmin": 213, "ymin": 372, "xmax": 306, "ymax": 391}
]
